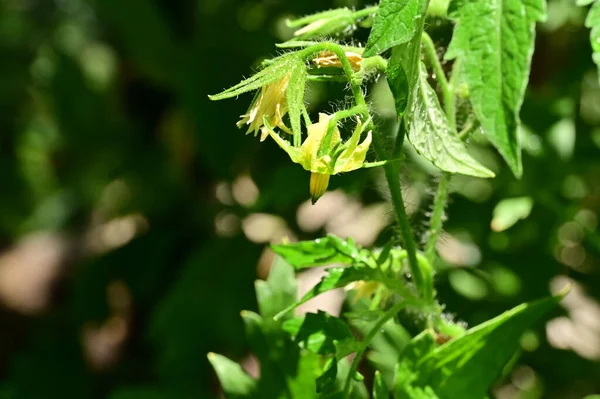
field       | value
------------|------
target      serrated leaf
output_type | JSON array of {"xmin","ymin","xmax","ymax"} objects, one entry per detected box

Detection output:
[
  {"xmin": 209, "ymin": 53, "xmax": 297, "ymax": 100},
  {"xmin": 364, "ymin": 0, "xmax": 427, "ymax": 57},
  {"xmin": 411, "ymin": 293, "xmax": 565, "ymax": 399},
  {"xmin": 271, "ymin": 236, "xmax": 364, "ymax": 270},
  {"xmin": 255, "ymin": 256, "xmax": 297, "ymax": 320},
  {"xmin": 208, "ymin": 353, "xmax": 256, "ymax": 399},
  {"xmin": 373, "ymin": 371, "xmax": 390, "ymax": 399},
  {"xmin": 445, "ymin": 0, "xmax": 547, "ymax": 177},
  {"xmin": 283, "ymin": 311, "xmax": 359, "ymax": 359},
  {"xmin": 287, "ymin": 61, "xmax": 307, "ymax": 139},
  {"xmin": 406, "ymin": 63, "xmax": 495, "ymax": 178},
  {"xmin": 585, "ymin": 0, "xmax": 600, "ymax": 82}
]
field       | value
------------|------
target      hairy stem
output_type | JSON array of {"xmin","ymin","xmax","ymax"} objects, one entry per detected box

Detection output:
[
  {"xmin": 425, "ymin": 174, "xmax": 449, "ymax": 263},
  {"xmin": 422, "ymin": 31, "xmax": 460, "ymax": 265},
  {"xmin": 372, "ymin": 133, "xmax": 425, "ymax": 297}
]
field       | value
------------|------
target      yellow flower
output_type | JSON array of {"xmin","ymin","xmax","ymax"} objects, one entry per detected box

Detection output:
[
  {"xmin": 266, "ymin": 112, "xmax": 372, "ymax": 203},
  {"xmin": 236, "ymin": 74, "xmax": 292, "ymax": 142},
  {"xmin": 313, "ymin": 51, "xmax": 363, "ymax": 71},
  {"xmin": 346, "ymin": 280, "xmax": 382, "ymax": 303}
]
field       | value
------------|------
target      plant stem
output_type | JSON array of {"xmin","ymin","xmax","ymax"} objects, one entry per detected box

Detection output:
[
  {"xmin": 422, "ymin": 32, "xmax": 461, "ymax": 265},
  {"xmin": 425, "ymin": 174, "xmax": 449, "ymax": 263},
  {"xmin": 352, "ymin": 5, "xmax": 378, "ymax": 19},
  {"xmin": 458, "ymin": 117, "xmax": 479, "ymax": 140},
  {"xmin": 422, "ymin": 31, "xmax": 455, "ymax": 129},
  {"xmin": 342, "ymin": 300, "xmax": 417, "ymax": 396}
]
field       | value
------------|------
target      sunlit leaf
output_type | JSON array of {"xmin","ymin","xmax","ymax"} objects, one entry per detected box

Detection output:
[
  {"xmin": 207, "ymin": 353, "xmax": 256, "ymax": 398},
  {"xmin": 410, "ymin": 293, "xmax": 565, "ymax": 398},
  {"xmin": 364, "ymin": 0, "xmax": 427, "ymax": 57},
  {"xmin": 405, "ymin": 63, "xmax": 495, "ymax": 178},
  {"xmin": 283, "ymin": 311, "xmax": 359, "ymax": 358},
  {"xmin": 271, "ymin": 235, "xmax": 364, "ymax": 270},
  {"xmin": 255, "ymin": 256, "xmax": 297, "ymax": 320},
  {"xmin": 445, "ymin": 0, "xmax": 547, "ymax": 177}
]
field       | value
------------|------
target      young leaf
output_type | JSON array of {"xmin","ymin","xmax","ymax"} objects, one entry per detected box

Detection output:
[
  {"xmin": 412, "ymin": 293, "xmax": 565, "ymax": 398},
  {"xmin": 584, "ymin": 0, "xmax": 600, "ymax": 82},
  {"xmin": 364, "ymin": 0, "xmax": 427, "ymax": 57},
  {"xmin": 445, "ymin": 0, "xmax": 547, "ymax": 177},
  {"xmin": 283, "ymin": 311, "xmax": 359, "ymax": 359},
  {"xmin": 255, "ymin": 256, "xmax": 297, "ymax": 320},
  {"xmin": 405, "ymin": 63, "xmax": 495, "ymax": 178},
  {"xmin": 373, "ymin": 371, "xmax": 390, "ymax": 399},
  {"xmin": 271, "ymin": 236, "xmax": 363, "ymax": 270},
  {"xmin": 207, "ymin": 353, "xmax": 256, "ymax": 398}
]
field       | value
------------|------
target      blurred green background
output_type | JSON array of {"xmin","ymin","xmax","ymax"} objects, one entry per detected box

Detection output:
[{"xmin": 0, "ymin": 0, "xmax": 599, "ymax": 398}]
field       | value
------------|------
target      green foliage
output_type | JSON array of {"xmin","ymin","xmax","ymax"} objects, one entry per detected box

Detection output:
[
  {"xmin": 3, "ymin": 0, "xmax": 600, "ymax": 399},
  {"xmin": 584, "ymin": 1, "xmax": 600, "ymax": 81},
  {"xmin": 397, "ymin": 293, "xmax": 565, "ymax": 398},
  {"xmin": 364, "ymin": 0, "xmax": 427, "ymax": 57},
  {"xmin": 404, "ymin": 62, "xmax": 494, "ymax": 178},
  {"xmin": 445, "ymin": 0, "xmax": 547, "ymax": 177},
  {"xmin": 208, "ymin": 353, "xmax": 257, "ymax": 399},
  {"xmin": 204, "ymin": 0, "xmax": 585, "ymax": 397}
]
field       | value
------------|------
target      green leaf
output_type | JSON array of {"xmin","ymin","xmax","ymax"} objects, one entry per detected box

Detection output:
[
  {"xmin": 276, "ymin": 265, "xmax": 419, "ymax": 320},
  {"xmin": 287, "ymin": 61, "xmax": 307, "ymax": 140},
  {"xmin": 386, "ymin": 47, "xmax": 410, "ymax": 119},
  {"xmin": 405, "ymin": 63, "xmax": 495, "ymax": 178},
  {"xmin": 283, "ymin": 311, "xmax": 359, "ymax": 358},
  {"xmin": 317, "ymin": 357, "xmax": 338, "ymax": 393},
  {"xmin": 412, "ymin": 293, "xmax": 565, "ymax": 399},
  {"xmin": 445, "ymin": 0, "xmax": 547, "ymax": 177},
  {"xmin": 275, "ymin": 267, "xmax": 375, "ymax": 319},
  {"xmin": 364, "ymin": 0, "xmax": 427, "ymax": 57},
  {"xmin": 585, "ymin": 0, "xmax": 600, "ymax": 82},
  {"xmin": 373, "ymin": 371, "xmax": 390, "ymax": 399},
  {"xmin": 255, "ymin": 256, "xmax": 297, "ymax": 320},
  {"xmin": 394, "ymin": 331, "xmax": 437, "ymax": 397},
  {"xmin": 207, "ymin": 353, "xmax": 256, "ymax": 399},
  {"xmin": 271, "ymin": 236, "xmax": 365, "ymax": 270},
  {"xmin": 209, "ymin": 53, "xmax": 297, "ymax": 100},
  {"xmin": 490, "ymin": 196, "xmax": 534, "ymax": 232}
]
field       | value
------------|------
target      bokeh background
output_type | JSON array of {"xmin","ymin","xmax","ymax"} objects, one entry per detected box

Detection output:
[{"xmin": 1, "ymin": 0, "xmax": 599, "ymax": 398}]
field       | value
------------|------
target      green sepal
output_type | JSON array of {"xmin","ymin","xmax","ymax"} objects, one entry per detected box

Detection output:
[{"xmin": 208, "ymin": 53, "xmax": 298, "ymax": 101}]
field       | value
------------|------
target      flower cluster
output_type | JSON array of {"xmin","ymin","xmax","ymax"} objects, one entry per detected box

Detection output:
[{"xmin": 210, "ymin": 44, "xmax": 384, "ymax": 204}]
